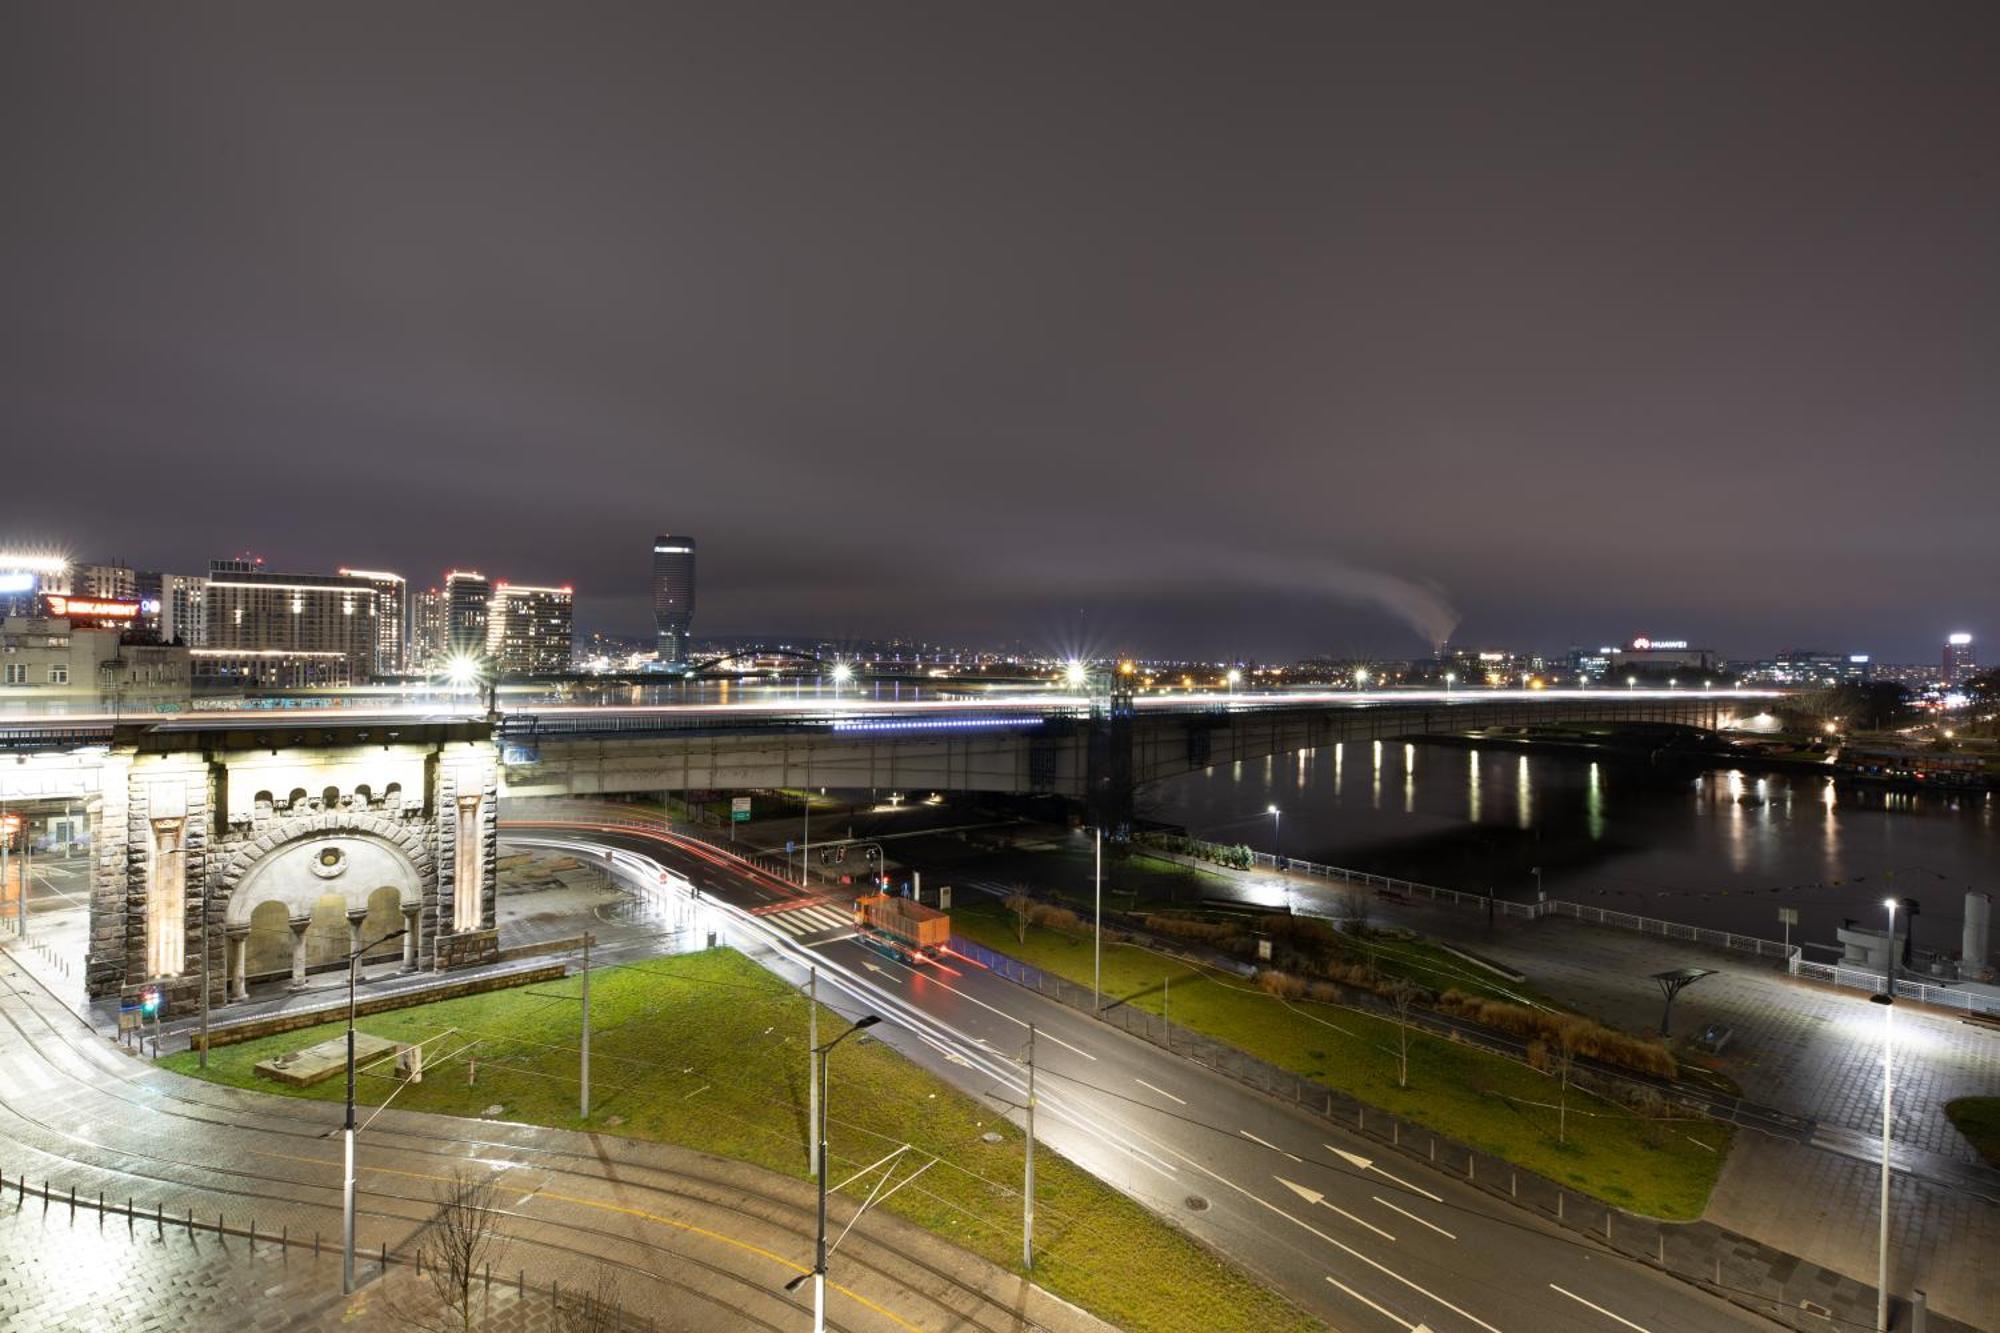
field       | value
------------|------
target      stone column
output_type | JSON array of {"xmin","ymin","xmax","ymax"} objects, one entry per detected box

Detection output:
[
  {"xmin": 401, "ymin": 904, "xmax": 420, "ymax": 972},
  {"xmin": 287, "ymin": 916, "xmax": 311, "ymax": 990},
  {"xmin": 346, "ymin": 908, "xmax": 370, "ymax": 981},
  {"xmin": 225, "ymin": 925, "xmax": 250, "ymax": 1003}
]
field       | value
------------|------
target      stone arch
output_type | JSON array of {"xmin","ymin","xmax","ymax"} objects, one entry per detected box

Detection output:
[{"xmin": 218, "ymin": 813, "xmax": 433, "ymax": 928}]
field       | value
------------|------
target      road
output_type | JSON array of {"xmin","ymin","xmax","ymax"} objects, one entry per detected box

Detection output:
[
  {"xmin": 511, "ymin": 818, "xmax": 1778, "ymax": 1333},
  {"xmin": 0, "ymin": 911, "xmax": 1103, "ymax": 1331}
]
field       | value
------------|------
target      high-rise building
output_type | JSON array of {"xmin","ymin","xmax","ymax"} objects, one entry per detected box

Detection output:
[
  {"xmin": 158, "ymin": 573, "xmax": 208, "ymax": 646},
  {"xmin": 1943, "ymin": 632, "xmax": 1976, "ymax": 687},
  {"xmin": 203, "ymin": 561, "xmax": 379, "ymax": 682},
  {"xmin": 74, "ymin": 562, "xmax": 138, "ymax": 603},
  {"xmin": 339, "ymin": 568, "xmax": 409, "ymax": 675},
  {"xmin": 652, "ymin": 535, "xmax": 696, "ymax": 664},
  {"xmin": 487, "ymin": 583, "xmax": 574, "ymax": 675},
  {"xmin": 412, "ymin": 587, "xmax": 445, "ymax": 670},
  {"xmin": 444, "ymin": 570, "xmax": 492, "ymax": 660}
]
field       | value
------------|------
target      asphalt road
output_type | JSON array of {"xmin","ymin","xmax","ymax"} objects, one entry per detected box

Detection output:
[
  {"xmin": 0, "ymin": 911, "xmax": 1101, "ymax": 1332},
  {"xmin": 513, "ymin": 819, "xmax": 1777, "ymax": 1333}
]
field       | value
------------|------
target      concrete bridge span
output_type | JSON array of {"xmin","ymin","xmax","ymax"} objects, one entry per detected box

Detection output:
[{"xmin": 0, "ymin": 689, "xmax": 1771, "ymax": 1006}]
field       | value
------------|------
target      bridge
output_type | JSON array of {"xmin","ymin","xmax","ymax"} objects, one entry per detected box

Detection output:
[{"xmin": 0, "ymin": 687, "xmax": 1775, "ymax": 1007}]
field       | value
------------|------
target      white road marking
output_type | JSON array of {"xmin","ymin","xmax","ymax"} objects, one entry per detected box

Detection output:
[
  {"xmin": 1327, "ymin": 1145, "xmax": 1443, "ymax": 1202},
  {"xmin": 1276, "ymin": 1177, "xmax": 1396, "ymax": 1241},
  {"xmin": 1324, "ymin": 1275, "xmax": 1418, "ymax": 1331},
  {"xmin": 810, "ymin": 931, "xmax": 857, "ymax": 945},
  {"xmin": 1374, "ymin": 1196, "xmax": 1455, "ymax": 1240},
  {"xmin": 867, "ymin": 952, "xmax": 1098, "ymax": 1061},
  {"xmin": 1549, "ymin": 1284, "xmax": 1651, "ymax": 1332},
  {"xmin": 1134, "ymin": 1078, "xmax": 1186, "ymax": 1106},
  {"xmin": 1241, "ymin": 1130, "xmax": 1303, "ymax": 1162}
]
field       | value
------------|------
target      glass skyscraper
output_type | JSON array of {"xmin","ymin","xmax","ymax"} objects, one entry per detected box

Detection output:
[{"xmin": 652, "ymin": 535, "xmax": 696, "ymax": 664}]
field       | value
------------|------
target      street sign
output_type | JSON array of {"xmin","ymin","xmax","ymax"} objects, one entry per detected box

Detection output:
[
  {"xmin": 731, "ymin": 796, "xmax": 752, "ymax": 823},
  {"xmin": 1778, "ymin": 907, "xmax": 1800, "ymax": 925},
  {"xmin": 785, "ymin": 839, "xmax": 795, "ymax": 854}
]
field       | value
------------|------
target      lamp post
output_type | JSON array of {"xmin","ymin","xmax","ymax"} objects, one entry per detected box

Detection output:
[
  {"xmin": 342, "ymin": 926, "xmax": 406, "ymax": 1294},
  {"xmin": 1092, "ymin": 828, "xmax": 1102, "ymax": 1011},
  {"xmin": 1870, "ymin": 898, "xmax": 1898, "ymax": 1333},
  {"xmin": 1266, "ymin": 805, "xmax": 1281, "ymax": 863},
  {"xmin": 787, "ymin": 1014, "xmax": 880, "ymax": 1333}
]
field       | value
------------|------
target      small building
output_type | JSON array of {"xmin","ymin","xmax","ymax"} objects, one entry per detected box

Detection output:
[{"xmin": 0, "ymin": 614, "xmax": 192, "ymax": 709}]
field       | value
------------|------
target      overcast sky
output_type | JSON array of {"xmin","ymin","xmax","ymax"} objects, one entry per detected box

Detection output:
[{"xmin": 4, "ymin": 3, "xmax": 1995, "ymax": 661}]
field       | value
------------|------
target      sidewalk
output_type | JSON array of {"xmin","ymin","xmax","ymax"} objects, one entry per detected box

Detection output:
[{"xmin": 1201, "ymin": 857, "xmax": 2000, "ymax": 1327}]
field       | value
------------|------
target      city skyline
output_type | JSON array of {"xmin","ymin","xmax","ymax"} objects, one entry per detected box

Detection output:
[{"xmin": 4, "ymin": 4, "xmax": 1995, "ymax": 661}]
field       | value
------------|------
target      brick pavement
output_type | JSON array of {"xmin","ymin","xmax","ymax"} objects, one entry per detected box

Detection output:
[{"xmin": 0, "ymin": 1191, "xmax": 612, "ymax": 1332}]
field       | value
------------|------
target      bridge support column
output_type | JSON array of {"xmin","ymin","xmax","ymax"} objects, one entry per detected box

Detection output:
[
  {"xmin": 401, "ymin": 905, "xmax": 420, "ymax": 972},
  {"xmin": 287, "ymin": 916, "xmax": 311, "ymax": 990},
  {"xmin": 345, "ymin": 907, "xmax": 368, "ymax": 960}
]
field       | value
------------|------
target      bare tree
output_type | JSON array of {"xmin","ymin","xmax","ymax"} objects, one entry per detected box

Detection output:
[
  {"xmin": 1389, "ymin": 981, "xmax": 1418, "ymax": 1089},
  {"xmin": 555, "ymin": 1267, "xmax": 623, "ymax": 1333},
  {"xmin": 1004, "ymin": 892, "xmax": 1034, "ymax": 944},
  {"xmin": 405, "ymin": 1167, "xmax": 505, "ymax": 1333},
  {"xmin": 1549, "ymin": 1015, "xmax": 1587, "ymax": 1146}
]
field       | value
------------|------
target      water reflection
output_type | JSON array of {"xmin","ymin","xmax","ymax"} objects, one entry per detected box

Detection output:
[{"xmin": 1145, "ymin": 741, "xmax": 1999, "ymax": 946}]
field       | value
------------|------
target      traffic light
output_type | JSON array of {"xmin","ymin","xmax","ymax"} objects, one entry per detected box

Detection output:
[{"xmin": 140, "ymin": 988, "xmax": 162, "ymax": 1019}]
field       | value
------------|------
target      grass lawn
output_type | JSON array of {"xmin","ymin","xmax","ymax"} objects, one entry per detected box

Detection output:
[
  {"xmin": 956, "ymin": 903, "xmax": 1730, "ymax": 1220},
  {"xmin": 1945, "ymin": 1097, "xmax": 2000, "ymax": 1168},
  {"xmin": 164, "ymin": 949, "xmax": 1310, "ymax": 1333}
]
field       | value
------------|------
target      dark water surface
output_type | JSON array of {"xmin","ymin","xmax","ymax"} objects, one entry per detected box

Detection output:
[{"xmin": 1141, "ymin": 741, "xmax": 1997, "ymax": 961}]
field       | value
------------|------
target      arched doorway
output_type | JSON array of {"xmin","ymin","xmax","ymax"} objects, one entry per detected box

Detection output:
[{"xmin": 225, "ymin": 831, "xmax": 424, "ymax": 995}]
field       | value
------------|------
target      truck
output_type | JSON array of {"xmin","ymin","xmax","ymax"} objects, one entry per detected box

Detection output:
[{"xmin": 855, "ymin": 891, "xmax": 949, "ymax": 960}]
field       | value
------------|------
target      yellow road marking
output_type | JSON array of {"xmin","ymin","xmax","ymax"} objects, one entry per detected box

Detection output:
[{"xmin": 246, "ymin": 1149, "xmax": 919, "ymax": 1330}]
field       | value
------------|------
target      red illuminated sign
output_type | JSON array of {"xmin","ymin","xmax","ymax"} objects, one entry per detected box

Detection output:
[{"xmin": 44, "ymin": 594, "xmax": 141, "ymax": 621}]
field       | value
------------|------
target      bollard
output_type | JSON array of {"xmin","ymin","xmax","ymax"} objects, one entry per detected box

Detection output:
[
  {"xmin": 1657, "ymin": 1233, "xmax": 1664, "ymax": 1265},
  {"xmin": 1557, "ymin": 1192, "xmax": 1564, "ymax": 1221},
  {"xmin": 157, "ymin": 1203, "xmax": 163, "ymax": 1237},
  {"xmin": 1510, "ymin": 1171, "xmax": 1517, "ymax": 1197},
  {"xmin": 1429, "ymin": 1138, "xmax": 1436, "ymax": 1162},
  {"xmin": 380, "ymin": 1240, "xmax": 387, "ymax": 1275},
  {"xmin": 1912, "ymin": 1288, "xmax": 1927, "ymax": 1333},
  {"xmin": 69, "ymin": 1184, "xmax": 75, "ymax": 1219},
  {"xmin": 1714, "ymin": 1256, "xmax": 1722, "ymax": 1285},
  {"xmin": 485, "ymin": 1263, "xmax": 490, "ymax": 1292},
  {"xmin": 282, "ymin": 1225, "xmax": 287, "ymax": 1253},
  {"xmin": 1467, "ymin": 1155, "xmax": 1474, "ymax": 1182},
  {"xmin": 250, "ymin": 1219, "xmax": 256, "ymax": 1252},
  {"xmin": 186, "ymin": 1208, "xmax": 193, "ymax": 1236},
  {"xmin": 315, "ymin": 1230, "xmax": 320, "ymax": 1257},
  {"xmin": 519, "ymin": 1269, "xmax": 525, "ymax": 1297},
  {"xmin": 128, "ymin": 1198, "xmax": 133, "ymax": 1235},
  {"xmin": 1392, "ymin": 1122, "xmax": 1399, "ymax": 1146},
  {"xmin": 1604, "ymin": 1212, "xmax": 1611, "ymax": 1240}
]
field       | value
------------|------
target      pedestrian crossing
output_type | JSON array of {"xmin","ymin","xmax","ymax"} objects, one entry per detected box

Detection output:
[{"xmin": 760, "ymin": 901, "xmax": 856, "ymax": 939}]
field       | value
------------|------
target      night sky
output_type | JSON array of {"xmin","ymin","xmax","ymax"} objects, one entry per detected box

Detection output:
[{"xmin": 4, "ymin": 4, "xmax": 1995, "ymax": 661}]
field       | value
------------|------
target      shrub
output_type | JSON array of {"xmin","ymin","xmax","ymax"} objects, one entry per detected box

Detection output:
[{"xmin": 1256, "ymin": 969, "xmax": 1309, "ymax": 1000}]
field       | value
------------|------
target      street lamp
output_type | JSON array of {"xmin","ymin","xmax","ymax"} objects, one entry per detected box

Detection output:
[
  {"xmin": 1225, "ymin": 667, "xmax": 1241, "ymax": 693},
  {"xmin": 787, "ymin": 1014, "xmax": 881, "ymax": 1333},
  {"xmin": 1353, "ymin": 667, "xmax": 1369, "ymax": 691},
  {"xmin": 1870, "ymin": 898, "xmax": 1898, "ymax": 1333},
  {"xmin": 829, "ymin": 661, "xmax": 853, "ymax": 690},
  {"xmin": 341, "ymin": 926, "xmax": 406, "ymax": 1294},
  {"xmin": 1444, "ymin": 671, "xmax": 1456, "ymax": 692},
  {"xmin": 1266, "ymin": 804, "xmax": 1282, "ymax": 866},
  {"xmin": 1064, "ymin": 660, "xmax": 1089, "ymax": 691}
]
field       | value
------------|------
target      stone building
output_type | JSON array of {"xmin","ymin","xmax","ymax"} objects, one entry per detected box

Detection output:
[{"xmin": 85, "ymin": 718, "xmax": 499, "ymax": 1012}]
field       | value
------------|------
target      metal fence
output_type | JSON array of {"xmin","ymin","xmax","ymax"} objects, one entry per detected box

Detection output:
[
  {"xmin": 0, "ymin": 1167, "xmax": 655, "ymax": 1330},
  {"xmin": 1236, "ymin": 848, "xmax": 2000, "ymax": 1016}
]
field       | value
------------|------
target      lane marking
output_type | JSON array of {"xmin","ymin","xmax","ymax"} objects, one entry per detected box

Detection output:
[
  {"xmin": 1276, "ymin": 1177, "xmax": 1396, "ymax": 1242},
  {"xmin": 1324, "ymin": 1275, "xmax": 1417, "ymax": 1331},
  {"xmin": 1326, "ymin": 1145, "xmax": 1442, "ymax": 1202},
  {"xmin": 1373, "ymin": 1196, "xmax": 1455, "ymax": 1240},
  {"xmin": 1134, "ymin": 1078, "xmax": 1186, "ymax": 1106},
  {"xmin": 861, "ymin": 948, "xmax": 1098, "ymax": 1061},
  {"xmin": 1241, "ymin": 1130, "xmax": 1302, "ymax": 1162},
  {"xmin": 1548, "ymin": 1284, "xmax": 1651, "ymax": 1332}
]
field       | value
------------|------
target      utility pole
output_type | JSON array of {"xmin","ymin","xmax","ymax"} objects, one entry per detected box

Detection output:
[
  {"xmin": 580, "ymin": 932, "xmax": 592, "ymax": 1119},
  {"xmin": 1023, "ymin": 1023, "xmax": 1036, "ymax": 1270},
  {"xmin": 1093, "ymin": 828, "xmax": 1102, "ymax": 1012},
  {"xmin": 1163, "ymin": 974, "xmax": 1170, "ymax": 1050},
  {"xmin": 802, "ymin": 794, "xmax": 810, "ymax": 888},
  {"xmin": 343, "ymin": 927, "xmax": 406, "ymax": 1294},
  {"xmin": 807, "ymin": 967, "xmax": 819, "ymax": 1176},
  {"xmin": 196, "ymin": 847, "xmax": 209, "ymax": 1070}
]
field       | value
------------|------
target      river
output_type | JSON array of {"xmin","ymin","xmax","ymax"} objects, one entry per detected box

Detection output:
[{"xmin": 1141, "ymin": 740, "xmax": 1997, "ymax": 964}]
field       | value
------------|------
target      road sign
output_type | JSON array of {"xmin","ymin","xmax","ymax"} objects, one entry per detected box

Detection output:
[
  {"xmin": 731, "ymin": 796, "xmax": 752, "ymax": 823},
  {"xmin": 785, "ymin": 839, "xmax": 795, "ymax": 854}
]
